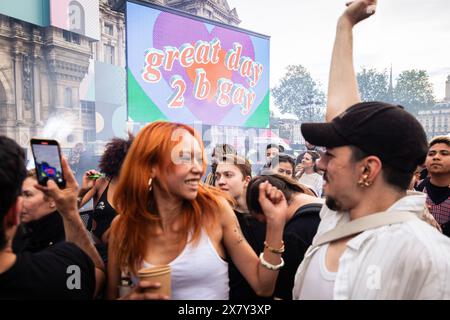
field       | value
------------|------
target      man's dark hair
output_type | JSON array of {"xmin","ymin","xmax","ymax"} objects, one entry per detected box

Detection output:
[
  {"xmin": 0, "ymin": 136, "xmax": 27, "ymax": 249},
  {"xmin": 349, "ymin": 145, "xmax": 412, "ymax": 191},
  {"xmin": 217, "ymin": 154, "xmax": 252, "ymax": 179},
  {"xmin": 246, "ymin": 173, "xmax": 312, "ymax": 215},
  {"xmin": 266, "ymin": 143, "xmax": 281, "ymax": 151},
  {"xmin": 269, "ymin": 153, "xmax": 295, "ymax": 177},
  {"xmin": 429, "ymin": 135, "xmax": 450, "ymax": 148},
  {"xmin": 99, "ymin": 134, "xmax": 134, "ymax": 179},
  {"xmin": 305, "ymin": 150, "xmax": 320, "ymax": 165}
]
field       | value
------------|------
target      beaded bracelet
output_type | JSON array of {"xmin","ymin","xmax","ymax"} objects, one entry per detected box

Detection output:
[
  {"xmin": 259, "ymin": 252, "xmax": 285, "ymax": 271},
  {"xmin": 264, "ymin": 240, "xmax": 285, "ymax": 254}
]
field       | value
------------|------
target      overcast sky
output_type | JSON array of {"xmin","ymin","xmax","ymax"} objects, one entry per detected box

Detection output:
[{"xmin": 227, "ymin": 0, "xmax": 450, "ymax": 115}]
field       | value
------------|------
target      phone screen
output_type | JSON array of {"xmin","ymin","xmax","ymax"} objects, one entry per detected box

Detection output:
[{"xmin": 31, "ymin": 140, "xmax": 66, "ymax": 188}]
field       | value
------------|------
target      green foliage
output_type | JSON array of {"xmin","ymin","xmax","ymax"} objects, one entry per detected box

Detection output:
[
  {"xmin": 272, "ymin": 65, "xmax": 325, "ymax": 122},
  {"xmin": 357, "ymin": 68, "xmax": 392, "ymax": 102},
  {"xmin": 393, "ymin": 69, "xmax": 436, "ymax": 114}
]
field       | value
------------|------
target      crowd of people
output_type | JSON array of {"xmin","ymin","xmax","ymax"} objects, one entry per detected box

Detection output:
[{"xmin": 1, "ymin": 0, "xmax": 450, "ymax": 300}]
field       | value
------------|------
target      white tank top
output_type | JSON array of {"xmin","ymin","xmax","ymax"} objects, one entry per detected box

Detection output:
[
  {"xmin": 298, "ymin": 243, "xmax": 336, "ymax": 300},
  {"xmin": 133, "ymin": 229, "xmax": 229, "ymax": 300}
]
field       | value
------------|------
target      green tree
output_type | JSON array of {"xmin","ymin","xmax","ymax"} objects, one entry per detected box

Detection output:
[
  {"xmin": 357, "ymin": 68, "xmax": 391, "ymax": 102},
  {"xmin": 393, "ymin": 69, "xmax": 436, "ymax": 114},
  {"xmin": 272, "ymin": 65, "xmax": 325, "ymax": 122}
]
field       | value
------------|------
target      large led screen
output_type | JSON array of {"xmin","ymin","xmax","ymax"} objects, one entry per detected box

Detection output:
[{"xmin": 126, "ymin": 1, "xmax": 270, "ymax": 127}]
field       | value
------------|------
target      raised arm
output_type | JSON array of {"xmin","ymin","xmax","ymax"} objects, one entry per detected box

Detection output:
[
  {"xmin": 222, "ymin": 181, "xmax": 288, "ymax": 296},
  {"xmin": 78, "ymin": 170, "xmax": 103, "ymax": 208},
  {"xmin": 36, "ymin": 157, "xmax": 105, "ymax": 298},
  {"xmin": 326, "ymin": 0, "xmax": 377, "ymax": 121}
]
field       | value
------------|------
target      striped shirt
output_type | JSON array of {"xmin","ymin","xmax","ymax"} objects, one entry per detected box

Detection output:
[{"xmin": 293, "ymin": 192, "xmax": 450, "ymax": 299}]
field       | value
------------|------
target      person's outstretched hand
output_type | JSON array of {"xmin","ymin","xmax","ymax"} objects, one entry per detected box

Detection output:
[
  {"xmin": 35, "ymin": 156, "xmax": 79, "ymax": 216},
  {"xmin": 342, "ymin": 0, "xmax": 377, "ymax": 26}
]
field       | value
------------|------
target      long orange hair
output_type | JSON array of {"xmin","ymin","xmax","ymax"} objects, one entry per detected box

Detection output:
[{"xmin": 110, "ymin": 121, "xmax": 224, "ymax": 274}]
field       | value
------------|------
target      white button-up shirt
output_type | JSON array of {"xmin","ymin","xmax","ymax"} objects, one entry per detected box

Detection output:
[{"xmin": 293, "ymin": 192, "xmax": 450, "ymax": 299}]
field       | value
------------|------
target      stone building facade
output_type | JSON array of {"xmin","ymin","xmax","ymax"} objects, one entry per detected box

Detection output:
[
  {"xmin": 417, "ymin": 76, "xmax": 450, "ymax": 140},
  {"xmin": 0, "ymin": 0, "xmax": 240, "ymax": 148}
]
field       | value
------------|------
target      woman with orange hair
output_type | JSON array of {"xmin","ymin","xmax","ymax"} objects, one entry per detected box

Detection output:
[{"xmin": 106, "ymin": 121, "xmax": 288, "ymax": 300}]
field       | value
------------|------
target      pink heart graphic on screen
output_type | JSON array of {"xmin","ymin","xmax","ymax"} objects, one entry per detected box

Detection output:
[
  {"xmin": 153, "ymin": 12, "xmax": 255, "ymax": 124},
  {"xmin": 185, "ymin": 50, "xmax": 232, "ymax": 102}
]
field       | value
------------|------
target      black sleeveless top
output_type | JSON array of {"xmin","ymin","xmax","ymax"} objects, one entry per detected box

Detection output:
[{"xmin": 92, "ymin": 183, "xmax": 117, "ymax": 240}]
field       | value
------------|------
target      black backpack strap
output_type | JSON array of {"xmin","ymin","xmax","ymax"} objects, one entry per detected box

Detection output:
[{"xmin": 294, "ymin": 203, "xmax": 322, "ymax": 218}]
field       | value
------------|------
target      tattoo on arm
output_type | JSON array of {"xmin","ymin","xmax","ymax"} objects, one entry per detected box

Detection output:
[{"xmin": 233, "ymin": 221, "xmax": 245, "ymax": 245}]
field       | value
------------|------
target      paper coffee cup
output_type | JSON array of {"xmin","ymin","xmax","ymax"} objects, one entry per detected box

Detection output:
[{"xmin": 137, "ymin": 265, "xmax": 171, "ymax": 296}]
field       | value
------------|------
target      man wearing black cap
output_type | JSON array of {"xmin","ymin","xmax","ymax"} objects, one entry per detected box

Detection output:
[{"xmin": 292, "ymin": 0, "xmax": 450, "ymax": 299}]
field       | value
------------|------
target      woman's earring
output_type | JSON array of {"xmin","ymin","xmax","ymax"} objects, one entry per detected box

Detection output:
[{"xmin": 148, "ymin": 178, "xmax": 153, "ymax": 191}]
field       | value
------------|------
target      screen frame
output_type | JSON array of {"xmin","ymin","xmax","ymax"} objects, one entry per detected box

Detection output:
[{"xmin": 30, "ymin": 138, "xmax": 66, "ymax": 188}]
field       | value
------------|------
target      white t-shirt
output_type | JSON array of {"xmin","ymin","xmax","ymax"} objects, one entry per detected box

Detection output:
[
  {"xmin": 298, "ymin": 172, "xmax": 324, "ymax": 197},
  {"xmin": 298, "ymin": 243, "xmax": 336, "ymax": 300}
]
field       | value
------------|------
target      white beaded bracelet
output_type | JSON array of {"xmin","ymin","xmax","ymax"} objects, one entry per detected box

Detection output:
[{"xmin": 259, "ymin": 252, "xmax": 285, "ymax": 271}]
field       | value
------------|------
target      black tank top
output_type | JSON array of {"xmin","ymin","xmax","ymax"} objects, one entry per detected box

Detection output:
[{"xmin": 92, "ymin": 183, "xmax": 116, "ymax": 240}]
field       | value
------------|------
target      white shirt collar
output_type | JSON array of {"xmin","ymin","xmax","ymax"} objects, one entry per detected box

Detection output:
[{"xmin": 344, "ymin": 192, "xmax": 426, "ymax": 251}]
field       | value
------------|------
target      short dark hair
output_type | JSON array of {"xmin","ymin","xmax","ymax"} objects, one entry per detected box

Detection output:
[
  {"xmin": 217, "ymin": 154, "xmax": 252, "ymax": 179},
  {"xmin": 429, "ymin": 135, "xmax": 450, "ymax": 148},
  {"xmin": 0, "ymin": 136, "xmax": 27, "ymax": 249},
  {"xmin": 99, "ymin": 134, "xmax": 134, "ymax": 179},
  {"xmin": 246, "ymin": 173, "xmax": 312, "ymax": 215},
  {"xmin": 266, "ymin": 143, "xmax": 284, "ymax": 152},
  {"xmin": 305, "ymin": 150, "xmax": 320, "ymax": 163},
  {"xmin": 349, "ymin": 145, "xmax": 412, "ymax": 191},
  {"xmin": 269, "ymin": 153, "xmax": 295, "ymax": 176}
]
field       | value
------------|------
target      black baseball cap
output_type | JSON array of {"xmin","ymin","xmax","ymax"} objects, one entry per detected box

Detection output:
[{"xmin": 300, "ymin": 101, "xmax": 428, "ymax": 173}]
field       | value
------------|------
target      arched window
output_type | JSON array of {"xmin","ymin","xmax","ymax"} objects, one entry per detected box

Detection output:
[{"xmin": 69, "ymin": 1, "xmax": 85, "ymax": 35}]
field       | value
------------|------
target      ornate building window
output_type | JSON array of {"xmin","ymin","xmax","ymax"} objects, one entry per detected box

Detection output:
[
  {"xmin": 104, "ymin": 44, "xmax": 115, "ymax": 64},
  {"xmin": 63, "ymin": 30, "xmax": 81, "ymax": 44},
  {"xmin": 104, "ymin": 23, "xmax": 113, "ymax": 36},
  {"xmin": 65, "ymin": 87, "xmax": 73, "ymax": 107},
  {"xmin": 22, "ymin": 55, "xmax": 33, "ymax": 106}
]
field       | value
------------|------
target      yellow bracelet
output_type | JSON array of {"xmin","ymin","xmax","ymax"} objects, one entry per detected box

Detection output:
[{"xmin": 264, "ymin": 240, "xmax": 285, "ymax": 254}]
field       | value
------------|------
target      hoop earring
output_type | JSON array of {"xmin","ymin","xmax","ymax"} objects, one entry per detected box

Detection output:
[{"xmin": 148, "ymin": 178, "xmax": 153, "ymax": 191}]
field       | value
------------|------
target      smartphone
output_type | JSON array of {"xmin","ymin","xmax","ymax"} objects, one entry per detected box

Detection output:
[{"xmin": 30, "ymin": 139, "xmax": 66, "ymax": 188}]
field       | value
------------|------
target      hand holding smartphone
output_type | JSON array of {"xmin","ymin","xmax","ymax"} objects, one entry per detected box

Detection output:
[{"xmin": 30, "ymin": 139, "xmax": 66, "ymax": 188}]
